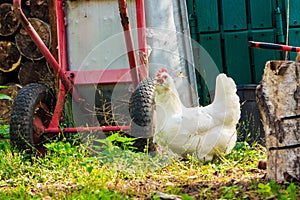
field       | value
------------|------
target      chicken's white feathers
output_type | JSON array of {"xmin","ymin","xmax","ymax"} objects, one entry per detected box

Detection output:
[{"xmin": 153, "ymin": 69, "xmax": 241, "ymax": 161}]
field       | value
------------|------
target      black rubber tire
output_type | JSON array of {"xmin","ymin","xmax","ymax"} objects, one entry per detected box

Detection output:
[
  {"xmin": 129, "ymin": 78, "xmax": 155, "ymax": 152},
  {"xmin": 10, "ymin": 83, "xmax": 55, "ymax": 155}
]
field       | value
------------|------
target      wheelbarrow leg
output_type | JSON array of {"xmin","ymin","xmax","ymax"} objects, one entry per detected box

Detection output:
[
  {"xmin": 136, "ymin": 0, "xmax": 148, "ymax": 81},
  {"xmin": 118, "ymin": 0, "xmax": 140, "ymax": 89}
]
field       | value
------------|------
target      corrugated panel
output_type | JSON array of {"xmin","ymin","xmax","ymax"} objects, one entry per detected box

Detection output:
[
  {"xmin": 197, "ymin": 34, "xmax": 223, "ymax": 105},
  {"xmin": 223, "ymin": 32, "xmax": 252, "ymax": 84},
  {"xmin": 288, "ymin": 0, "xmax": 300, "ymax": 27},
  {"xmin": 221, "ymin": 0, "xmax": 247, "ymax": 31},
  {"xmin": 195, "ymin": 0, "xmax": 219, "ymax": 32},
  {"xmin": 288, "ymin": 28, "xmax": 300, "ymax": 60},
  {"xmin": 190, "ymin": 0, "xmax": 300, "ymax": 107},
  {"xmin": 251, "ymin": 29, "xmax": 279, "ymax": 83},
  {"xmin": 199, "ymin": 33, "xmax": 223, "ymax": 72},
  {"xmin": 249, "ymin": 0, "xmax": 273, "ymax": 29}
]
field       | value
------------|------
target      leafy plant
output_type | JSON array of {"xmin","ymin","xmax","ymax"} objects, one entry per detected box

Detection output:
[
  {"xmin": 0, "ymin": 86, "xmax": 12, "ymax": 100},
  {"xmin": 257, "ymin": 182, "xmax": 273, "ymax": 198},
  {"xmin": 0, "ymin": 138, "xmax": 10, "ymax": 152},
  {"xmin": 96, "ymin": 133, "xmax": 137, "ymax": 151},
  {"xmin": 236, "ymin": 112, "xmax": 264, "ymax": 145},
  {"xmin": 257, "ymin": 180, "xmax": 299, "ymax": 200},
  {"xmin": 286, "ymin": 182, "xmax": 298, "ymax": 200},
  {"xmin": 0, "ymin": 124, "xmax": 9, "ymax": 139},
  {"xmin": 44, "ymin": 141, "xmax": 79, "ymax": 156},
  {"xmin": 93, "ymin": 133, "xmax": 167, "ymax": 179},
  {"xmin": 221, "ymin": 185, "xmax": 243, "ymax": 199}
]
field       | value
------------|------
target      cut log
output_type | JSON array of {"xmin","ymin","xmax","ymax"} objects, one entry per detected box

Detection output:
[
  {"xmin": 256, "ymin": 60, "xmax": 300, "ymax": 182},
  {"xmin": 0, "ymin": 3, "xmax": 20, "ymax": 36},
  {"xmin": 0, "ymin": 83, "xmax": 21, "ymax": 126},
  {"xmin": 0, "ymin": 71, "xmax": 10, "ymax": 85},
  {"xmin": 28, "ymin": 0, "xmax": 49, "ymax": 23},
  {"xmin": 15, "ymin": 18, "xmax": 51, "ymax": 60},
  {"xmin": 18, "ymin": 60, "xmax": 54, "ymax": 86},
  {"xmin": 0, "ymin": 41, "xmax": 21, "ymax": 72},
  {"xmin": 0, "ymin": 71, "xmax": 18, "ymax": 85}
]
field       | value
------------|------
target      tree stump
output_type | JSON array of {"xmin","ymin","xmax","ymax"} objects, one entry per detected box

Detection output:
[
  {"xmin": 18, "ymin": 60, "xmax": 54, "ymax": 86},
  {"xmin": 256, "ymin": 60, "xmax": 300, "ymax": 182},
  {"xmin": 15, "ymin": 18, "xmax": 50, "ymax": 60},
  {"xmin": 0, "ymin": 41, "xmax": 21, "ymax": 72},
  {"xmin": 0, "ymin": 71, "xmax": 18, "ymax": 85},
  {"xmin": 0, "ymin": 72, "xmax": 11, "ymax": 85},
  {"xmin": 28, "ymin": 0, "xmax": 49, "ymax": 23},
  {"xmin": 0, "ymin": 3, "xmax": 20, "ymax": 36}
]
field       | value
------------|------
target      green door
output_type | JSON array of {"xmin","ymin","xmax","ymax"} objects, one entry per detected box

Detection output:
[{"xmin": 187, "ymin": 0, "xmax": 298, "ymax": 104}]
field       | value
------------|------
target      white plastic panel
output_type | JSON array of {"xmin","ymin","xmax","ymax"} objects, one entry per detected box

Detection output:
[{"xmin": 66, "ymin": 0, "xmax": 138, "ymax": 71}]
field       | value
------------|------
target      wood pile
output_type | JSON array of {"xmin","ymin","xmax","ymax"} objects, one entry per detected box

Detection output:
[{"xmin": 0, "ymin": 0, "xmax": 55, "ymax": 125}]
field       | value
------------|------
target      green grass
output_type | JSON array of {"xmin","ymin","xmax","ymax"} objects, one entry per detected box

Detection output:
[
  {"xmin": 0, "ymin": 124, "xmax": 9, "ymax": 139},
  {"xmin": 0, "ymin": 129, "xmax": 299, "ymax": 199}
]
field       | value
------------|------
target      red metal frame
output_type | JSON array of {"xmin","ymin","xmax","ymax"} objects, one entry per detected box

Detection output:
[
  {"xmin": 45, "ymin": 126, "xmax": 130, "ymax": 133},
  {"xmin": 12, "ymin": 0, "xmax": 147, "ymax": 134},
  {"xmin": 49, "ymin": 0, "xmax": 68, "ymax": 128},
  {"xmin": 136, "ymin": 0, "xmax": 148, "ymax": 81},
  {"xmin": 66, "ymin": 68, "xmax": 134, "ymax": 85},
  {"xmin": 118, "ymin": 0, "xmax": 140, "ymax": 89}
]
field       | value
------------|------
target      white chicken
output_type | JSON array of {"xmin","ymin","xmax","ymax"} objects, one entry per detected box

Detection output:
[{"xmin": 153, "ymin": 68, "xmax": 241, "ymax": 161}]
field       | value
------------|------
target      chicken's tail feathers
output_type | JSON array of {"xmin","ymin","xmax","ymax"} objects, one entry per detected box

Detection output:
[{"xmin": 212, "ymin": 73, "xmax": 241, "ymax": 125}]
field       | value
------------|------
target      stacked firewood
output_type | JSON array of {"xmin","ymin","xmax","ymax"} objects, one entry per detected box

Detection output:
[{"xmin": 0, "ymin": 0, "xmax": 54, "ymax": 125}]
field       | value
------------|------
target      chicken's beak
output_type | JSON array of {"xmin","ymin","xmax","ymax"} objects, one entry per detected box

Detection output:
[{"xmin": 153, "ymin": 78, "xmax": 157, "ymax": 85}]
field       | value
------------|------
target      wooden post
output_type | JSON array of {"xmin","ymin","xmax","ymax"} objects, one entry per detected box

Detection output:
[{"xmin": 256, "ymin": 60, "xmax": 300, "ymax": 182}]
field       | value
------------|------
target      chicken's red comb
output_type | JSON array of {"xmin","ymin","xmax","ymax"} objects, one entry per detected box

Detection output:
[{"xmin": 157, "ymin": 68, "xmax": 168, "ymax": 76}]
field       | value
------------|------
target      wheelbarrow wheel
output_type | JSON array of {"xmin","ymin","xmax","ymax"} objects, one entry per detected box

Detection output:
[
  {"xmin": 129, "ymin": 78, "xmax": 156, "ymax": 153},
  {"xmin": 10, "ymin": 83, "xmax": 55, "ymax": 156}
]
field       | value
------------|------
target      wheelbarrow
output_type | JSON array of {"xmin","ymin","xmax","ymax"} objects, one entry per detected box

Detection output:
[{"xmin": 10, "ymin": 0, "xmax": 155, "ymax": 155}]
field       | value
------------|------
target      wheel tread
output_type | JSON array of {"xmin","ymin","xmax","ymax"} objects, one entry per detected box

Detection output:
[{"xmin": 10, "ymin": 83, "xmax": 53, "ymax": 154}]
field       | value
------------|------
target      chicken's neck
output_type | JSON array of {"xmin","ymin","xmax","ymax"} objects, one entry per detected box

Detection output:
[{"xmin": 155, "ymin": 87, "xmax": 183, "ymax": 114}]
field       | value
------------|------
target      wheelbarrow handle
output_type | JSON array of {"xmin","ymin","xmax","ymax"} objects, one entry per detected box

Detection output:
[
  {"xmin": 249, "ymin": 41, "xmax": 300, "ymax": 52},
  {"xmin": 12, "ymin": 0, "xmax": 21, "ymax": 8}
]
